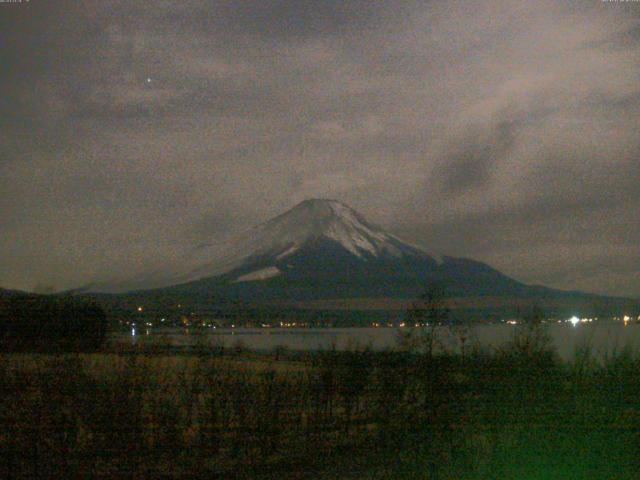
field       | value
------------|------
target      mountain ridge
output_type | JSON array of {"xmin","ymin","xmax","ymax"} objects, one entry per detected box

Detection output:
[
  {"xmin": 89, "ymin": 198, "xmax": 437, "ymax": 293},
  {"xmin": 84, "ymin": 199, "xmax": 637, "ymax": 314},
  {"xmin": 73, "ymin": 199, "xmax": 640, "ymax": 320}
]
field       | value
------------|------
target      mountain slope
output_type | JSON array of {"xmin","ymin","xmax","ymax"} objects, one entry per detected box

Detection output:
[
  {"xmin": 143, "ymin": 199, "xmax": 558, "ymax": 302},
  {"xmin": 179, "ymin": 198, "xmax": 431, "ymax": 284},
  {"xmin": 83, "ymin": 199, "xmax": 640, "ymax": 320}
]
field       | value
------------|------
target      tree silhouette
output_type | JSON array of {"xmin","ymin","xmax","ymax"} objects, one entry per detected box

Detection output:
[
  {"xmin": 400, "ymin": 283, "xmax": 450, "ymax": 356},
  {"xmin": 0, "ymin": 294, "xmax": 108, "ymax": 352}
]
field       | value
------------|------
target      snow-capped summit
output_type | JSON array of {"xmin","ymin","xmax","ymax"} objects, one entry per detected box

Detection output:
[
  {"xmin": 91, "ymin": 198, "xmax": 523, "ymax": 298},
  {"xmin": 83, "ymin": 198, "xmax": 629, "ymax": 312},
  {"xmin": 250, "ymin": 198, "xmax": 422, "ymax": 260},
  {"xmin": 87, "ymin": 198, "xmax": 432, "ymax": 292},
  {"xmin": 84, "ymin": 199, "xmax": 424, "ymax": 291},
  {"xmin": 87, "ymin": 198, "xmax": 561, "ymax": 303},
  {"xmin": 179, "ymin": 198, "xmax": 431, "ymax": 285}
]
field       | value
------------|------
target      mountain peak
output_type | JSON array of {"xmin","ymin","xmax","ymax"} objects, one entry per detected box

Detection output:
[
  {"xmin": 252, "ymin": 198, "xmax": 425, "ymax": 262},
  {"xmin": 284, "ymin": 198, "xmax": 357, "ymax": 222},
  {"xmin": 297, "ymin": 197, "xmax": 345, "ymax": 207},
  {"xmin": 91, "ymin": 198, "xmax": 432, "ymax": 291}
]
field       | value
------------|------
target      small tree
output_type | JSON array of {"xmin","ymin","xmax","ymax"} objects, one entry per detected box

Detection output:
[
  {"xmin": 508, "ymin": 304, "xmax": 552, "ymax": 358},
  {"xmin": 400, "ymin": 283, "xmax": 450, "ymax": 356}
]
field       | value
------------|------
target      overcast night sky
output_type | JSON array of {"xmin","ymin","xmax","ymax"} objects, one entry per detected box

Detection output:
[{"xmin": 1, "ymin": 0, "xmax": 639, "ymax": 297}]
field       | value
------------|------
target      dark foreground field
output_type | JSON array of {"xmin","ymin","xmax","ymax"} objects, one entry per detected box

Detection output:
[{"xmin": 2, "ymin": 325, "xmax": 640, "ymax": 479}]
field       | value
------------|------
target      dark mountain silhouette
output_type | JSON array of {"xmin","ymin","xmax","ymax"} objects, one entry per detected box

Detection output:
[{"xmin": 84, "ymin": 199, "xmax": 638, "ymax": 320}]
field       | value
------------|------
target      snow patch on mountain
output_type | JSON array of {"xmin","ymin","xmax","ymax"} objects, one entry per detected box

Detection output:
[
  {"xmin": 235, "ymin": 266, "xmax": 281, "ymax": 282},
  {"xmin": 276, "ymin": 244, "xmax": 299, "ymax": 260},
  {"xmin": 325, "ymin": 222, "xmax": 372, "ymax": 257},
  {"xmin": 307, "ymin": 199, "xmax": 407, "ymax": 258}
]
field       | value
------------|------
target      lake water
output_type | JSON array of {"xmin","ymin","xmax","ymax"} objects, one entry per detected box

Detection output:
[{"xmin": 114, "ymin": 322, "xmax": 640, "ymax": 360}]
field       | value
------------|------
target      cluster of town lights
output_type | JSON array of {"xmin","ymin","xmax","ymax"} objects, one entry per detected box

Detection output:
[{"xmin": 130, "ymin": 305, "xmax": 638, "ymax": 332}]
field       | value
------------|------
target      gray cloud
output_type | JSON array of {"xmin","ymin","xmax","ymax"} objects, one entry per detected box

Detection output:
[{"xmin": 1, "ymin": 0, "xmax": 639, "ymax": 297}]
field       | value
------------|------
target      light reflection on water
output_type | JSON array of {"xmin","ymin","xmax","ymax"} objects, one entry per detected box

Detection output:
[{"xmin": 115, "ymin": 322, "xmax": 640, "ymax": 360}]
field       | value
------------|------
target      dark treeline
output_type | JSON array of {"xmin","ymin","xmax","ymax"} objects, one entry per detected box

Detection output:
[
  {"xmin": 0, "ymin": 293, "xmax": 108, "ymax": 352},
  {"xmin": 90, "ymin": 279, "xmax": 640, "ymax": 329},
  {"xmin": 2, "ymin": 324, "xmax": 640, "ymax": 478}
]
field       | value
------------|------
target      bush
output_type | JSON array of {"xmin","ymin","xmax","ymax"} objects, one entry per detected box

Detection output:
[{"xmin": 0, "ymin": 294, "xmax": 108, "ymax": 352}]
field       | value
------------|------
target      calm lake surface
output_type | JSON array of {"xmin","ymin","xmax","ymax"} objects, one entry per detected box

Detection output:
[{"xmin": 114, "ymin": 322, "xmax": 640, "ymax": 360}]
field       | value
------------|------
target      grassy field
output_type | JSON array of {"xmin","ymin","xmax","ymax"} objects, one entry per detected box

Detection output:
[{"xmin": 2, "ymin": 325, "xmax": 640, "ymax": 478}]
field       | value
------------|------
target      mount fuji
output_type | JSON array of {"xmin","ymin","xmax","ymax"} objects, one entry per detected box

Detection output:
[
  {"xmin": 182, "ymin": 198, "xmax": 437, "ymax": 289},
  {"xmin": 85, "ymin": 198, "xmax": 638, "ymax": 318},
  {"xmin": 94, "ymin": 199, "xmax": 555, "ymax": 300}
]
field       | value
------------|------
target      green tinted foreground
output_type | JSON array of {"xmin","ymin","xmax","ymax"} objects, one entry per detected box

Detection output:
[{"xmin": 1, "ymin": 334, "xmax": 639, "ymax": 479}]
